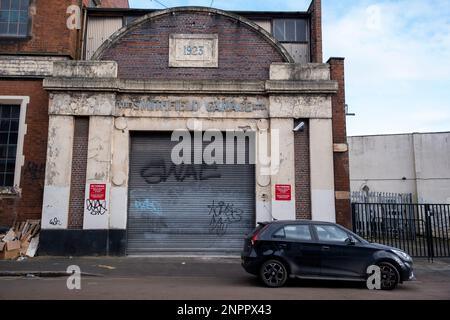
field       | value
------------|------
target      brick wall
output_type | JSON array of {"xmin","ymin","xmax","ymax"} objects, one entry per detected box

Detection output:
[
  {"xmin": 100, "ymin": 11, "xmax": 287, "ymax": 80},
  {"xmin": 68, "ymin": 117, "xmax": 89, "ymax": 229},
  {"xmin": 308, "ymin": 0, "xmax": 323, "ymax": 63},
  {"xmin": 0, "ymin": 80, "xmax": 48, "ymax": 227},
  {"xmin": 0, "ymin": 0, "xmax": 78, "ymax": 58},
  {"xmin": 328, "ymin": 57, "xmax": 351, "ymax": 229},
  {"xmin": 294, "ymin": 119, "xmax": 311, "ymax": 220},
  {"xmin": 83, "ymin": 0, "xmax": 130, "ymax": 8}
]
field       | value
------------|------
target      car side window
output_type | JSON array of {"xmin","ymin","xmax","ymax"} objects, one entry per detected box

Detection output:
[
  {"xmin": 314, "ymin": 225, "xmax": 349, "ymax": 243},
  {"xmin": 273, "ymin": 225, "xmax": 312, "ymax": 241}
]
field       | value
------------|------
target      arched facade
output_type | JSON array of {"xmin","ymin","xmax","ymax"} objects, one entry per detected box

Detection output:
[
  {"xmin": 39, "ymin": 7, "xmax": 344, "ymax": 256},
  {"xmin": 92, "ymin": 7, "xmax": 293, "ymax": 80}
]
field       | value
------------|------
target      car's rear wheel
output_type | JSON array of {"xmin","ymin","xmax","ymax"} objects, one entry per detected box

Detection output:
[
  {"xmin": 378, "ymin": 262, "xmax": 399, "ymax": 290},
  {"xmin": 260, "ymin": 259, "xmax": 288, "ymax": 288}
]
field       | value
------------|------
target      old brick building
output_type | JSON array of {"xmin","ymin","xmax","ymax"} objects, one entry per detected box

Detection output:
[
  {"xmin": 0, "ymin": 0, "xmax": 129, "ymax": 231},
  {"xmin": 1, "ymin": 0, "xmax": 350, "ymax": 256}
]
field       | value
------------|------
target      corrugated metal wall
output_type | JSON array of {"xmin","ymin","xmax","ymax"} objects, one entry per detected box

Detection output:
[
  {"xmin": 127, "ymin": 132, "xmax": 256, "ymax": 255},
  {"xmin": 85, "ymin": 17, "xmax": 123, "ymax": 59}
]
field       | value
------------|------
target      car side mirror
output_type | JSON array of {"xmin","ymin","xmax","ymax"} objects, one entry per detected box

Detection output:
[{"xmin": 345, "ymin": 237, "xmax": 356, "ymax": 246}]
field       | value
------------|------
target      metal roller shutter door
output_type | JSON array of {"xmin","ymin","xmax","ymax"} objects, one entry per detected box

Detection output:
[{"xmin": 127, "ymin": 132, "xmax": 255, "ymax": 255}]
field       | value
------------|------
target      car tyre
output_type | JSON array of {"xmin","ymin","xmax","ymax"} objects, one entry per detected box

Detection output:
[
  {"xmin": 377, "ymin": 262, "xmax": 400, "ymax": 290},
  {"xmin": 260, "ymin": 259, "xmax": 288, "ymax": 288}
]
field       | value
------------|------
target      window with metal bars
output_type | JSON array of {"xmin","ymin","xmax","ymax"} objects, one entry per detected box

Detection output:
[
  {"xmin": 0, "ymin": 105, "xmax": 20, "ymax": 187},
  {"xmin": 0, "ymin": 0, "xmax": 30, "ymax": 38}
]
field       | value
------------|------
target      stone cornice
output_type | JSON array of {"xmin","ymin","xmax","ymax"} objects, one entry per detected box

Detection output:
[{"xmin": 43, "ymin": 78, "xmax": 338, "ymax": 95}]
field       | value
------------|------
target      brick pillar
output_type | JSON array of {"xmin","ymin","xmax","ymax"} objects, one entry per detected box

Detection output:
[
  {"xmin": 294, "ymin": 119, "xmax": 311, "ymax": 220},
  {"xmin": 328, "ymin": 57, "xmax": 351, "ymax": 229},
  {"xmin": 68, "ymin": 117, "xmax": 89, "ymax": 229},
  {"xmin": 308, "ymin": 0, "xmax": 323, "ymax": 63}
]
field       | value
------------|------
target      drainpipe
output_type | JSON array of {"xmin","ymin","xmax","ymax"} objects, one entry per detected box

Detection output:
[{"xmin": 79, "ymin": 3, "xmax": 88, "ymax": 60}]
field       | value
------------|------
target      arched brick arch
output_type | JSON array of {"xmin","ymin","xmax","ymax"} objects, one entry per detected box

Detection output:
[{"xmin": 92, "ymin": 7, "xmax": 293, "ymax": 80}]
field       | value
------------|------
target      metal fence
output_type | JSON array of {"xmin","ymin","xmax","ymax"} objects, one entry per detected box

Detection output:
[
  {"xmin": 351, "ymin": 191, "xmax": 413, "ymax": 204},
  {"xmin": 352, "ymin": 203, "xmax": 450, "ymax": 258}
]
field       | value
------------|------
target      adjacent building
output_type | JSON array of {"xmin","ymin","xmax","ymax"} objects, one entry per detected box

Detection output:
[
  {"xmin": 1, "ymin": 0, "xmax": 350, "ymax": 256},
  {"xmin": 349, "ymin": 132, "xmax": 450, "ymax": 204},
  {"xmin": 0, "ymin": 0, "xmax": 128, "ymax": 231}
]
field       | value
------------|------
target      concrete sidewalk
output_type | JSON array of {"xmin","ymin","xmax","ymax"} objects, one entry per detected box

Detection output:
[
  {"xmin": 1, "ymin": 256, "xmax": 449, "ymax": 277},
  {"xmin": 0, "ymin": 256, "xmax": 243, "ymax": 277}
]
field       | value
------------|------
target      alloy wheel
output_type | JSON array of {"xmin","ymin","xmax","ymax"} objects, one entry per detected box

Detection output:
[
  {"xmin": 379, "ymin": 263, "xmax": 399, "ymax": 290},
  {"xmin": 260, "ymin": 260, "xmax": 288, "ymax": 287}
]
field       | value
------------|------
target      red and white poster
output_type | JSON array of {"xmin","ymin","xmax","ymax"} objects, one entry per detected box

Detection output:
[
  {"xmin": 275, "ymin": 184, "xmax": 292, "ymax": 201},
  {"xmin": 89, "ymin": 184, "xmax": 106, "ymax": 200}
]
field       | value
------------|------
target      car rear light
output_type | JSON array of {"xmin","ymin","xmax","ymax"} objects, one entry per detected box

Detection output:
[
  {"xmin": 251, "ymin": 224, "xmax": 268, "ymax": 245},
  {"xmin": 251, "ymin": 234, "xmax": 258, "ymax": 246}
]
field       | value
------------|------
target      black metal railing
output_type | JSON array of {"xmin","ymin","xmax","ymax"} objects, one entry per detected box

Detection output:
[{"xmin": 352, "ymin": 203, "xmax": 450, "ymax": 259}]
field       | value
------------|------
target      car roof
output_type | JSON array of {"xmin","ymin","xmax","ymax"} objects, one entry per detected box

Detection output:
[{"xmin": 261, "ymin": 220, "xmax": 337, "ymax": 226}]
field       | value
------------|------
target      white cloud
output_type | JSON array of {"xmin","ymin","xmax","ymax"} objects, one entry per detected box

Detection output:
[
  {"xmin": 323, "ymin": 0, "xmax": 450, "ymax": 82},
  {"xmin": 323, "ymin": 0, "xmax": 450, "ymax": 135}
]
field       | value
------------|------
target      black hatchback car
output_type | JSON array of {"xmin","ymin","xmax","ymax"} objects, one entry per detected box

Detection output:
[{"xmin": 241, "ymin": 220, "xmax": 414, "ymax": 290}]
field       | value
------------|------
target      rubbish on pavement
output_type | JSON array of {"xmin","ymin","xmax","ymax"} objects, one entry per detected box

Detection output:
[{"xmin": 0, "ymin": 219, "xmax": 40, "ymax": 260}]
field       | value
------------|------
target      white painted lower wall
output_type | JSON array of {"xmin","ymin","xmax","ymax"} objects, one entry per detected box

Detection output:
[
  {"xmin": 41, "ymin": 115, "xmax": 74, "ymax": 229},
  {"xmin": 309, "ymin": 119, "xmax": 336, "ymax": 222}
]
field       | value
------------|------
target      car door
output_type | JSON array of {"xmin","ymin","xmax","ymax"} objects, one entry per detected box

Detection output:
[
  {"xmin": 312, "ymin": 224, "xmax": 373, "ymax": 279},
  {"xmin": 272, "ymin": 224, "xmax": 322, "ymax": 276}
]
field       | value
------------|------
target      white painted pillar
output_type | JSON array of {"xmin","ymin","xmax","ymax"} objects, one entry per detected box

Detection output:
[
  {"xmin": 83, "ymin": 116, "xmax": 113, "ymax": 230},
  {"xmin": 310, "ymin": 119, "xmax": 336, "ymax": 222},
  {"xmin": 109, "ymin": 117, "xmax": 129, "ymax": 229},
  {"xmin": 255, "ymin": 120, "xmax": 272, "ymax": 223},
  {"xmin": 41, "ymin": 115, "xmax": 74, "ymax": 229},
  {"xmin": 270, "ymin": 118, "xmax": 296, "ymax": 220}
]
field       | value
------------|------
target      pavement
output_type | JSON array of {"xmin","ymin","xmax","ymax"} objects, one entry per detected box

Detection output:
[{"xmin": 1, "ymin": 256, "xmax": 450, "ymax": 300}]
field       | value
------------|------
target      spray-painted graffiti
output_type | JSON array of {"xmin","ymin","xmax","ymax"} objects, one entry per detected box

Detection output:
[
  {"xmin": 86, "ymin": 199, "xmax": 107, "ymax": 215},
  {"xmin": 208, "ymin": 200, "xmax": 243, "ymax": 236},
  {"xmin": 134, "ymin": 199, "xmax": 162, "ymax": 216},
  {"xmin": 49, "ymin": 217, "xmax": 62, "ymax": 226},
  {"xmin": 140, "ymin": 161, "xmax": 221, "ymax": 184},
  {"xmin": 25, "ymin": 161, "xmax": 45, "ymax": 181}
]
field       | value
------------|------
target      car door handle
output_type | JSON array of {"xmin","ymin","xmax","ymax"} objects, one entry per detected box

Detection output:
[
  {"xmin": 321, "ymin": 246, "xmax": 330, "ymax": 251},
  {"xmin": 279, "ymin": 244, "xmax": 288, "ymax": 248}
]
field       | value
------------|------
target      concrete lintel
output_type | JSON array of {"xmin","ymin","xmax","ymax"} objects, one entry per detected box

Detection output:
[
  {"xmin": 43, "ymin": 78, "xmax": 120, "ymax": 92},
  {"xmin": 44, "ymin": 78, "xmax": 266, "ymax": 94},
  {"xmin": 52, "ymin": 61, "xmax": 118, "ymax": 78},
  {"xmin": 270, "ymin": 63, "xmax": 331, "ymax": 81},
  {"xmin": 265, "ymin": 80, "xmax": 338, "ymax": 94}
]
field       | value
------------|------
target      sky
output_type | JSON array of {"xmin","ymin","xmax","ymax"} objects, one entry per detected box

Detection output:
[{"xmin": 129, "ymin": 0, "xmax": 450, "ymax": 136}]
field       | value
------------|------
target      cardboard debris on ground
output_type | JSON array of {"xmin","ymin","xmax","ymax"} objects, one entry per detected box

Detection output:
[
  {"xmin": 26, "ymin": 235, "xmax": 39, "ymax": 258},
  {"xmin": 0, "ymin": 219, "xmax": 40, "ymax": 260}
]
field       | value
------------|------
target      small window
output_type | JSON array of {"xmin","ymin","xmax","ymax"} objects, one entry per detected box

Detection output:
[
  {"xmin": 0, "ymin": 104, "xmax": 19, "ymax": 187},
  {"xmin": 273, "ymin": 225, "xmax": 312, "ymax": 241},
  {"xmin": 0, "ymin": 0, "xmax": 29, "ymax": 38},
  {"xmin": 273, "ymin": 19, "xmax": 308, "ymax": 42},
  {"xmin": 315, "ymin": 225, "xmax": 349, "ymax": 243}
]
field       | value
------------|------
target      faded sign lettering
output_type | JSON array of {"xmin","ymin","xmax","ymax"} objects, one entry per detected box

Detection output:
[{"xmin": 116, "ymin": 97, "xmax": 267, "ymax": 113}]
